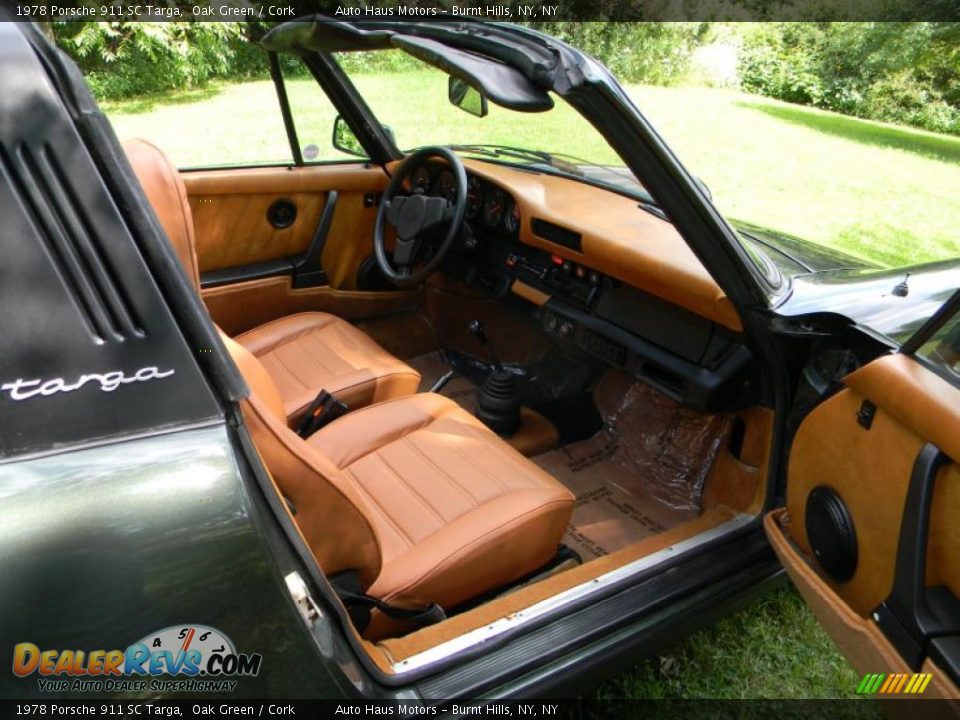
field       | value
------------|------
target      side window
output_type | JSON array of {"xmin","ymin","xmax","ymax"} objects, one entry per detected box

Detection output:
[
  {"xmin": 280, "ymin": 57, "xmax": 369, "ymax": 163},
  {"xmin": 914, "ymin": 306, "xmax": 960, "ymax": 381},
  {"xmin": 99, "ymin": 54, "xmax": 363, "ymax": 169},
  {"xmin": 103, "ymin": 73, "xmax": 294, "ymax": 170}
]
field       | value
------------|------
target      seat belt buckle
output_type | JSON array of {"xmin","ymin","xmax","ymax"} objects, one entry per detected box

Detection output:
[{"xmin": 297, "ymin": 389, "xmax": 349, "ymax": 438}]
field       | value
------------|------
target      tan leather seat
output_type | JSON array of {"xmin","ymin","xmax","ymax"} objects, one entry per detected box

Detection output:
[
  {"xmin": 234, "ymin": 313, "xmax": 420, "ymax": 424},
  {"xmin": 222, "ymin": 332, "xmax": 574, "ymax": 623},
  {"xmin": 122, "ymin": 138, "xmax": 420, "ymax": 422}
]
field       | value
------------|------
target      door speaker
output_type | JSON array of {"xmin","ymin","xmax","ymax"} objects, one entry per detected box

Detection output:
[
  {"xmin": 267, "ymin": 199, "xmax": 297, "ymax": 229},
  {"xmin": 805, "ymin": 486, "xmax": 858, "ymax": 581}
]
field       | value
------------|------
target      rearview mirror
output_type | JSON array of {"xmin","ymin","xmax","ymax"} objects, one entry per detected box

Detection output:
[
  {"xmin": 332, "ymin": 115, "xmax": 365, "ymax": 157},
  {"xmin": 448, "ymin": 77, "xmax": 488, "ymax": 118}
]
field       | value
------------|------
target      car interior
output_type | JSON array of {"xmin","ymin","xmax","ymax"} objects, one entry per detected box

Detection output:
[
  {"xmin": 122, "ymin": 131, "xmax": 775, "ymax": 671},
  {"xmin": 1, "ymin": 12, "xmax": 954, "ymax": 694}
]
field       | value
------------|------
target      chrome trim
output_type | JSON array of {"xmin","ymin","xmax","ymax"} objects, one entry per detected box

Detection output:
[{"xmin": 391, "ymin": 513, "xmax": 753, "ymax": 674}]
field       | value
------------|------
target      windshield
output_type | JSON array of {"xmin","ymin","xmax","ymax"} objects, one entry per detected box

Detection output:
[{"xmin": 335, "ymin": 50, "xmax": 653, "ymax": 203}]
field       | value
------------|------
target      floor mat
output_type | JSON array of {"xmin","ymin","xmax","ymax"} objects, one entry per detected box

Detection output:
[
  {"xmin": 409, "ymin": 354, "xmax": 732, "ymax": 560},
  {"xmin": 533, "ymin": 376, "xmax": 732, "ymax": 561}
]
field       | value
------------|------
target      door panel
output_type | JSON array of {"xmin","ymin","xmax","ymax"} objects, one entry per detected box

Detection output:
[
  {"xmin": 784, "ymin": 354, "xmax": 960, "ymax": 615},
  {"xmin": 182, "ymin": 164, "xmax": 387, "ymax": 283},
  {"xmin": 201, "ymin": 276, "xmax": 423, "ymax": 337},
  {"xmin": 765, "ymin": 510, "xmax": 959, "ymax": 699},
  {"xmin": 769, "ymin": 352, "xmax": 960, "ymax": 695}
]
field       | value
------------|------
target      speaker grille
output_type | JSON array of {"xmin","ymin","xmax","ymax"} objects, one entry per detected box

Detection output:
[{"xmin": 806, "ymin": 486, "xmax": 858, "ymax": 582}]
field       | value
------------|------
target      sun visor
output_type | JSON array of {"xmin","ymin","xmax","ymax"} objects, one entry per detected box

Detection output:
[
  {"xmin": 261, "ymin": 18, "xmax": 396, "ymax": 54},
  {"xmin": 391, "ymin": 35, "xmax": 554, "ymax": 113}
]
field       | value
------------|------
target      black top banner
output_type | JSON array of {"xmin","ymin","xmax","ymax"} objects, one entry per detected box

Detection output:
[{"xmin": 5, "ymin": 0, "xmax": 960, "ymax": 22}]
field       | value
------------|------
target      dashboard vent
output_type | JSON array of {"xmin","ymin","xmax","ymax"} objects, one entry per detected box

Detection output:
[{"xmin": 532, "ymin": 218, "xmax": 582, "ymax": 252}]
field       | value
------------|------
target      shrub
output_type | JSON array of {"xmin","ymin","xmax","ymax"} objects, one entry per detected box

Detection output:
[
  {"xmin": 533, "ymin": 22, "xmax": 710, "ymax": 85},
  {"xmin": 737, "ymin": 22, "xmax": 960, "ymax": 136},
  {"xmin": 54, "ymin": 22, "xmax": 255, "ymax": 100}
]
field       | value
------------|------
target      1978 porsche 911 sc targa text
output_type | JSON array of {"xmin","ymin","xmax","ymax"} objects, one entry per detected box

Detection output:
[{"xmin": 0, "ymin": 11, "xmax": 958, "ymax": 701}]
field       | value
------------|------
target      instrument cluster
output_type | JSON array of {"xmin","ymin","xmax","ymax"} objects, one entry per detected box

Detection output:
[{"xmin": 410, "ymin": 164, "xmax": 520, "ymax": 236}]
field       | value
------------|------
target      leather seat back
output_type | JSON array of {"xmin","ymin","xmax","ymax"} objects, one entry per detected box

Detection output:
[
  {"xmin": 122, "ymin": 139, "xmax": 201, "ymax": 293},
  {"xmin": 220, "ymin": 333, "xmax": 384, "ymax": 584}
]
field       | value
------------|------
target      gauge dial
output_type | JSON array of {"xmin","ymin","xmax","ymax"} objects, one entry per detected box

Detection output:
[
  {"xmin": 411, "ymin": 166, "xmax": 431, "ymax": 194},
  {"xmin": 504, "ymin": 198, "xmax": 521, "ymax": 233},
  {"xmin": 466, "ymin": 176, "xmax": 483, "ymax": 220},
  {"xmin": 435, "ymin": 170, "xmax": 457, "ymax": 202},
  {"xmin": 483, "ymin": 187, "xmax": 506, "ymax": 227}
]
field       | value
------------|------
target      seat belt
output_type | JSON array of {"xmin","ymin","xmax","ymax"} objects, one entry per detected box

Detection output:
[
  {"xmin": 330, "ymin": 572, "xmax": 446, "ymax": 633},
  {"xmin": 297, "ymin": 389, "xmax": 349, "ymax": 438}
]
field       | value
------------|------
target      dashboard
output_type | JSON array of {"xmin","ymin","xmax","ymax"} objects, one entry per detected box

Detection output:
[{"xmin": 403, "ymin": 158, "xmax": 754, "ymax": 410}]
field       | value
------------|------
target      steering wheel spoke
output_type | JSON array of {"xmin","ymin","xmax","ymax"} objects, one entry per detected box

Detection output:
[
  {"xmin": 373, "ymin": 147, "xmax": 468, "ymax": 288},
  {"xmin": 392, "ymin": 236, "xmax": 422, "ymax": 268}
]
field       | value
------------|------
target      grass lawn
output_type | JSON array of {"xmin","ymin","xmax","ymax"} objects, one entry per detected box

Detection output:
[
  {"xmin": 102, "ymin": 72, "xmax": 960, "ymax": 268},
  {"xmin": 99, "ymin": 73, "xmax": 959, "ymax": 700}
]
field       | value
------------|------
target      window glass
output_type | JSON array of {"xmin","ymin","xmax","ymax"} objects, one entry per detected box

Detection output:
[
  {"xmin": 103, "ymin": 78, "xmax": 294, "ymax": 169},
  {"xmin": 281, "ymin": 58, "xmax": 369, "ymax": 163},
  {"xmin": 914, "ymin": 304, "xmax": 960, "ymax": 382},
  {"xmin": 334, "ymin": 50, "xmax": 650, "ymax": 201}
]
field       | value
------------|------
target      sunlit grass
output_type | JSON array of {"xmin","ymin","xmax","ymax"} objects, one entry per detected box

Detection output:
[
  {"xmin": 595, "ymin": 584, "xmax": 876, "ymax": 702},
  {"xmin": 103, "ymin": 72, "xmax": 960, "ymax": 269}
]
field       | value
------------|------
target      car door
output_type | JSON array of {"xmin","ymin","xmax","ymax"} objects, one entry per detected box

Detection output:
[
  {"xmin": 107, "ymin": 52, "xmax": 417, "ymax": 338},
  {"xmin": 767, "ymin": 291, "xmax": 960, "ymax": 699}
]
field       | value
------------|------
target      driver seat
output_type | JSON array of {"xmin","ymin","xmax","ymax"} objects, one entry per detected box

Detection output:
[{"xmin": 123, "ymin": 139, "xmax": 421, "ymax": 423}]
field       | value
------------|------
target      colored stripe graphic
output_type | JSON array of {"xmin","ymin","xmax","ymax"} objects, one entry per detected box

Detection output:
[{"xmin": 858, "ymin": 672, "xmax": 932, "ymax": 694}]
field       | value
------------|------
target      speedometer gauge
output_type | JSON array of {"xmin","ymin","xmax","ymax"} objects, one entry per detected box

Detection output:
[
  {"xmin": 435, "ymin": 170, "xmax": 457, "ymax": 202},
  {"xmin": 466, "ymin": 176, "xmax": 483, "ymax": 219},
  {"xmin": 411, "ymin": 166, "xmax": 431, "ymax": 194},
  {"xmin": 483, "ymin": 187, "xmax": 506, "ymax": 227}
]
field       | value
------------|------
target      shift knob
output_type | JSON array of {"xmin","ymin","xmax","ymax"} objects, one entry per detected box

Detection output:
[{"xmin": 468, "ymin": 319, "xmax": 488, "ymax": 345}]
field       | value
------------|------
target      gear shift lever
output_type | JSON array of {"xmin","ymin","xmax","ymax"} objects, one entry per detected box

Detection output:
[
  {"xmin": 468, "ymin": 320, "xmax": 503, "ymax": 371},
  {"xmin": 468, "ymin": 320, "xmax": 521, "ymax": 437}
]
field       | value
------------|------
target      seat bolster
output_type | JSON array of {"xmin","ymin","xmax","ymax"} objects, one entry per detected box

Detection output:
[
  {"xmin": 308, "ymin": 393, "xmax": 460, "ymax": 470},
  {"xmin": 219, "ymin": 331, "xmax": 285, "ymax": 420},
  {"xmin": 366, "ymin": 489, "xmax": 573, "ymax": 611},
  {"xmin": 234, "ymin": 312, "xmax": 339, "ymax": 356},
  {"xmin": 241, "ymin": 394, "xmax": 384, "ymax": 586}
]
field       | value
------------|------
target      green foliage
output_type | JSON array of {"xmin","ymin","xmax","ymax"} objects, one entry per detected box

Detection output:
[
  {"xmin": 534, "ymin": 22, "xmax": 710, "ymax": 85},
  {"xmin": 334, "ymin": 50, "xmax": 422, "ymax": 75},
  {"xmin": 738, "ymin": 22, "xmax": 960, "ymax": 136},
  {"xmin": 53, "ymin": 22, "xmax": 261, "ymax": 100}
]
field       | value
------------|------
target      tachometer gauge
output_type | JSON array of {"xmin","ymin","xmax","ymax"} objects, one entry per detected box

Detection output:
[
  {"xmin": 411, "ymin": 166, "xmax": 431, "ymax": 194},
  {"xmin": 466, "ymin": 176, "xmax": 483, "ymax": 219},
  {"xmin": 435, "ymin": 170, "xmax": 457, "ymax": 202},
  {"xmin": 504, "ymin": 198, "xmax": 520, "ymax": 233},
  {"xmin": 483, "ymin": 187, "xmax": 506, "ymax": 227}
]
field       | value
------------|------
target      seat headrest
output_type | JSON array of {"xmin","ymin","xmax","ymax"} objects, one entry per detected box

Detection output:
[{"xmin": 122, "ymin": 139, "xmax": 201, "ymax": 293}]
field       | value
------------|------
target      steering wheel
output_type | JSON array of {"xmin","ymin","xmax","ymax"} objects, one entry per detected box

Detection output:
[{"xmin": 374, "ymin": 146, "xmax": 468, "ymax": 287}]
